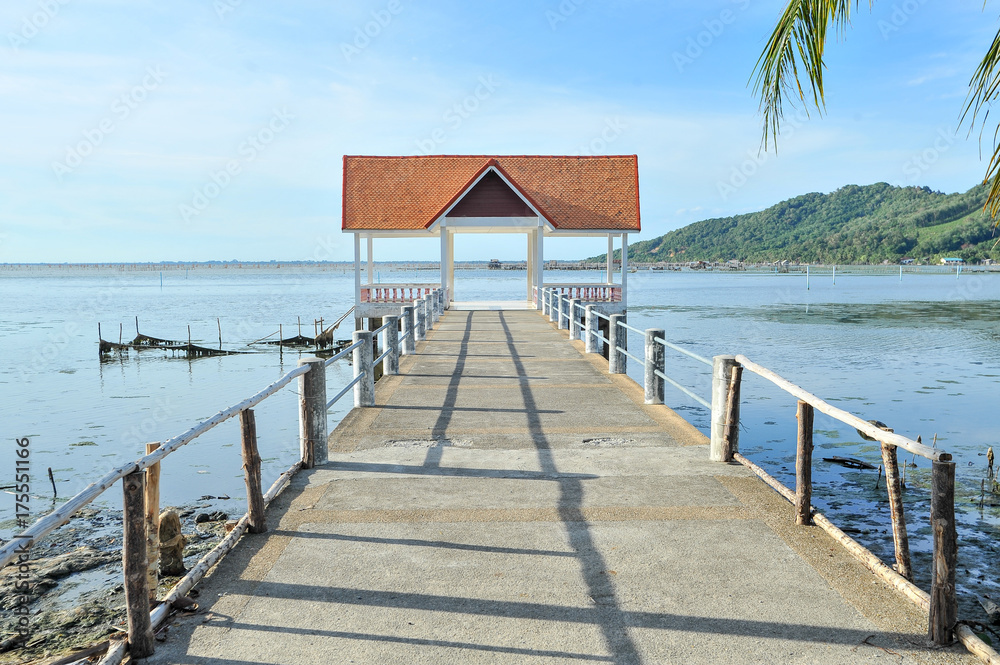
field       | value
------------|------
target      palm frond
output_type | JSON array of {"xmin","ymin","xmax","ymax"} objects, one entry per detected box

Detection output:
[
  {"xmin": 962, "ymin": 25, "xmax": 1000, "ymax": 221},
  {"xmin": 751, "ymin": 0, "xmax": 867, "ymax": 151}
]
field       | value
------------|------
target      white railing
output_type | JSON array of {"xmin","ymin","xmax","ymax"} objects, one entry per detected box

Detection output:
[{"xmin": 361, "ymin": 283, "xmax": 439, "ymax": 304}]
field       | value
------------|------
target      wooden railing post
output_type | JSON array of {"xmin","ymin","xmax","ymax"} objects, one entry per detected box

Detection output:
[
  {"xmin": 930, "ymin": 457, "xmax": 957, "ymax": 645},
  {"xmin": 352, "ymin": 330, "xmax": 375, "ymax": 407},
  {"xmin": 584, "ymin": 305, "xmax": 597, "ymax": 354},
  {"xmin": 240, "ymin": 409, "xmax": 267, "ymax": 534},
  {"xmin": 710, "ymin": 355, "xmax": 740, "ymax": 462},
  {"xmin": 383, "ymin": 315, "xmax": 399, "ymax": 375},
  {"xmin": 297, "ymin": 357, "xmax": 327, "ymax": 468},
  {"xmin": 144, "ymin": 442, "xmax": 160, "ymax": 602},
  {"xmin": 541, "ymin": 288, "xmax": 549, "ymax": 316},
  {"xmin": 548, "ymin": 290, "xmax": 557, "ymax": 323},
  {"xmin": 556, "ymin": 294, "xmax": 566, "ymax": 330},
  {"xmin": 795, "ymin": 400, "xmax": 814, "ymax": 525},
  {"xmin": 414, "ymin": 299, "xmax": 426, "ymax": 341},
  {"xmin": 122, "ymin": 470, "xmax": 154, "ymax": 658},
  {"xmin": 644, "ymin": 328, "xmax": 665, "ymax": 405},
  {"xmin": 568, "ymin": 299, "xmax": 580, "ymax": 339},
  {"xmin": 400, "ymin": 305, "xmax": 415, "ymax": 355},
  {"xmin": 881, "ymin": 442, "xmax": 912, "ymax": 580},
  {"xmin": 608, "ymin": 314, "xmax": 625, "ymax": 374},
  {"xmin": 437, "ymin": 289, "xmax": 444, "ymax": 317}
]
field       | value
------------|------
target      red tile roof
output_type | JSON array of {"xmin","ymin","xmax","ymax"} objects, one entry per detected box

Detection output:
[{"xmin": 342, "ymin": 155, "xmax": 640, "ymax": 232}]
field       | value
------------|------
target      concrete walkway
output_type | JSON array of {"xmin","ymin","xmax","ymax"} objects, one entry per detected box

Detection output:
[{"xmin": 149, "ymin": 310, "xmax": 975, "ymax": 664}]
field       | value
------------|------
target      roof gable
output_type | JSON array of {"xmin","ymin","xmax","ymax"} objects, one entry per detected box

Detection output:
[
  {"xmin": 446, "ymin": 170, "xmax": 534, "ymax": 218},
  {"xmin": 342, "ymin": 155, "xmax": 640, "ymax": 232}
]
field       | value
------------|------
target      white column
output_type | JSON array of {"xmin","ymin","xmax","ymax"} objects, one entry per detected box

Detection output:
[
  {"xmin": 606, "ymin": 234, "xmax": 614, "ymax": 284},
  {"xmin": 353, "ymin": 232, "xmax": 362, "ymax": 314},
  {"xmin": 621, "ymin": 233, "xmax": 628, "ymax": 309},
  {"xmin": 536, "ymin": 225, "xmax": 545, "ymax": 294},
  {"xmin": 526, "ymin": 231, "xmax": 535, "ymax": 304},
  {"xmin": 366, "ymin": 235, "xmax": 374, "ymax": 285},
  {"xmin": 447, "ymin": 231, "xmax": 455, "ymax": 303},
  {"xmin": 440, "ymin": 224, "xmax": 447, "ymax": 296}
]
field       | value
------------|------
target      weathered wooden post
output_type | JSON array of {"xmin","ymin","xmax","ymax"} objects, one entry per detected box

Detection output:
[
  {"xmin": 710, "ymin": 355, "xmax": 740, "ymax": 462},
  {"xmin": 795, "ymin": 400, "xmax": 814, "ymax": 526},
  {"xmin": 585, "ymin": 305, "xmax": 597, "ymax": 354},
  {"xmin": 240, "ymin": 409, "xmax": 267, "ymax": 534},
  {"xmin": 298, "ymin": 357, "xmax": 327, "ymax": 468},
  {"xmin": 122, "ymin": 470, "xmax": 154, "ymax": 658},
  {"xmin": 608, "ymin": 314, "xmax": 625, "ymax": 374},
  {"xmin": 548, "ymin": 290, "xmax": 557, "ymax": 323},
  {"xmin": 382, "ymin": 315, "xmax": 399, "ymax": 375},
  {"xmin": 437, "ymin": 289, "xmax": 444, "ymax": 317},
  {"xmin": 542, "ymin": 288, "xmax": 550, "ymax": 316},
  {"xmin": 144, "ymin": 443, "xmax": 160, "ymax": 602},
  {"xmin": 352, "ymin": 330, "xmax": 375, "ymax": 407},
  {"xmin": 400, "ymin": 305, "xmax": 415, "ymax": 355},
  {"xmin": 881, "ymin": 442, "xmax": 911, "ymax": 580},
  {"xmin": 414, "ymin": 299, "xmax": 426, "ymax": 342},
  {"xmin": 568, "ymin": 299, "xmax": 580, "ymax": 340},
  {"xmin": 929, "ymin": 456, "xmax": 957, "ymax": 645},
  {"xmin": 644, "ymin": 328, "xmax": 665, "ymax": 404}
]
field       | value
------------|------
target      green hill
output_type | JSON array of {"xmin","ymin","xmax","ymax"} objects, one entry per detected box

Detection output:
[{"xmin": 601, "ymin": 183, "xmax": 998, "ymax": 264}]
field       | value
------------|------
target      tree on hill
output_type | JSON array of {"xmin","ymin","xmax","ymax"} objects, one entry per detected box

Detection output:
[
  {"xmin": 590, "ymin": 182, "xmax": 995, "ymax": 264},
  {"xmin": 752, "ymin": 1, "xmax": 1000, "ymax": 221}
]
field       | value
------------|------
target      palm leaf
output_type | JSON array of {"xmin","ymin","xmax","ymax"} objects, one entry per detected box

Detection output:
[
  {"xmin": 962, "ymin": 25, "xmax": 1000, "ymax": 221},
  {"xmin": 752, "ymin": 1, "xmax": 868, "ymax": 151}
]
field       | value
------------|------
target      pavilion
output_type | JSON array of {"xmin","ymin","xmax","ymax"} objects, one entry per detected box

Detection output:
[{"xmin": 341, "ymin": 154, "xmax": 640, "ymax": 328}]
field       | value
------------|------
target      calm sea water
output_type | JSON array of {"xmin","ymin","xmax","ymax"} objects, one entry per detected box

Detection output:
[{"xmin": 1, "ymin": 265, "xmax": 998, "ymax": 610}]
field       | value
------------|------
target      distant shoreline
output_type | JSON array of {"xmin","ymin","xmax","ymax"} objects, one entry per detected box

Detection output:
[{"xmin": 0, "ymin": 261, "xmax": 996, "ymax": 274}]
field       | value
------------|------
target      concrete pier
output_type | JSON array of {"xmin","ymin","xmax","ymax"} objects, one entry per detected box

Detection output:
[{"xmin": 147, "ymin": 310, "xmax": 974, "ymax": 664}]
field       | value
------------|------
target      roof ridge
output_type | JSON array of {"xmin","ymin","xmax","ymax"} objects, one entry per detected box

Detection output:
[{"xmin": 343, "ymin": 154, "xmax": 637, "ymax": 160}]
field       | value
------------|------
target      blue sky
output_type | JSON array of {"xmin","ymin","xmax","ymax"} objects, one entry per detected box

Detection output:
[{"xmin": 0, "ymin": 0, "xmax": 996, "ymax": 262}]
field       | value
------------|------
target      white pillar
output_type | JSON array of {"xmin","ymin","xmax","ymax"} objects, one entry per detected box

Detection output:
[
  {"xmin": 354, "ymin": 233, "xmax": 362, "ymax": 330},
  {"xmin": 366, "ymin": 236, "xmax": 374, "ymax": 285},
  {"xmin": 537, "ymin": 225, "xmax": 545, "ymax": 295},
  {"xmin": 450, "ymin": 233, "xmax": 455, "ymax": 304},
  {"xmin": 526, "ymin": 231, "xmax": 535, "ymax": 304},
  {"xmin": 621, "ymin": 233, "xmax": 628, "ymax": 309},
  {"xmin": 440, "ymin": 225, "xmax": 447, "ymax": 297},
  {"xmin": 606, "ymin": 234, "xmax": 614, "ymax": 284}
]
